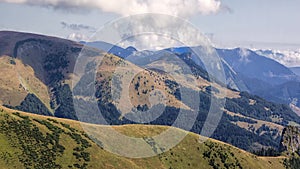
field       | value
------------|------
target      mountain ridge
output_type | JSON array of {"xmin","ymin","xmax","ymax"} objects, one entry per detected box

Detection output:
[
  {"xmin": 0, "ymin": 105, "xmax": 287, "ymax": 169},
  {"xmin": 0, "ymin": 30, "xmax": 300, "ymax": 154}
]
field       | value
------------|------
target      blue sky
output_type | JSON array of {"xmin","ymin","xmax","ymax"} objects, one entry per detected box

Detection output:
[
  {"xmin": 0, "ymin": 0, "xmax": 299, "ymax": 50},
  {"xmin": 193, "ymin": 0, "xmax": 300, "ymax": 50}
]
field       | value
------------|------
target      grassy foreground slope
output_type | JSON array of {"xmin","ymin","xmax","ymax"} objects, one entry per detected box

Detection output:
[{"xmin": 0, "ymin": 106, "xmax": 285, "ymax": 169}]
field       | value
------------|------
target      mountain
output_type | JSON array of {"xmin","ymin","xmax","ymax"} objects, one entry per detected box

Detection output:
[
  {"xmin": 217, "ymin": 48, "xmax": 297, "ymax": 85},
  {"xmin": 254, "ymin": 81, "xmax": 300, "ymax": 106},
  {"xmin": 79, "ymin": 43, "xmax": 300, "ymax": 150},
  {"xmin": 217, "ymin": 48, "xmax": 300, "ymax": 108},
  {"xmin": 150, "ymin": 46, "xmax": 300, "ymax": 108},
  {"xmin": 82, "ymin": 41, "xmax": 137, "ymax": 58},
  {"xmin": 1, "ymin": 31, "xmax": 300, "ymax": 154},
  {"xmin": 0, "ymin": 106, "xmax": 287, "ymax": 169},
  {"xmin": 0, "ymin": 31, "xmax": 83, "ymax": 120},
  {"xmin": 82, "ymin": 43, "xmax": 298, "ymax": 88},
  {"xmin": 290, "ymin": 67, "xmax": 300, "ymax": 76}
]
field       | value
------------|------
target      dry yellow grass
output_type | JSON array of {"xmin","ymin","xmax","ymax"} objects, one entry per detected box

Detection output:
[
  {"xmin": 225, "ymin": 109, "xmax": 284, "ymax": 138},
  {"xmin": 0, "ymin": 105, "xmax": 287, "ymax": 169},
  {"xmin": 95, "ymin": 54, "xmax": 191, "ymax": 114},
  {"xmin": 0, "ymin": 56, "xmax": 51, "ymax": 110},
  {"xmin": 0, "ymin": 56, "xmax": 28, "ymax": 106}
]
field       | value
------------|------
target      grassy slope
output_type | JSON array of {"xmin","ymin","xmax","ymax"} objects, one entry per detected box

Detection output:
[
  {"xmin": 0, "ymin": 56, "xmax": 51, "ymax": 110},
  {"xmin": 0, "ymin": 56, "xmax": 27, "ymax": 106},
  {"xmin": 0, "ymin": 106, "xmax": 285, "ymax": 169},
  {"xmin": 94, "ymin": 54, "xmax": 193, "ymax": 111},
  {"xmin": 225, "ymin": 110, "xmax": 284, "ymax": 139}
]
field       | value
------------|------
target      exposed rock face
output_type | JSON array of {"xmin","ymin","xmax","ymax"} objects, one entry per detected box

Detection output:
[{"xmin": 280, "ymin": 126, "xmax": 300, "ymax": 154}]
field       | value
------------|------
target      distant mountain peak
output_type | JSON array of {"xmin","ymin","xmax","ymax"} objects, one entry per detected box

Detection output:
[{"xmin": 125, "ymin": 46, "xmax": 137, "ymax": 52}]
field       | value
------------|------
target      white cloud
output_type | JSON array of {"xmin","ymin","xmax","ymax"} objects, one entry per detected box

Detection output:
[
  {"xmin": 238, "ymin": 48, "xmax": 251, "ymax": 63},
  {"xmin": 119, "ymin": 34, "xmax": 184, "ymax": 50},
  {"xmin": 90, "ymin": 14, "xmax": 214, "ymax": 50},
  {"xmin": 1, "ymin": 0, "xmax": 224, "ymax": 50},
  {"xmin": 67, "ymin": 32, "xmax": 88, "ymax": 41},
  {"xmin": 256, "ymin": 49, "xmax": 300, "ymax": 67},
  {"xmin": 61, "ymin": 21, "xmax": 96, "ymax": 32},
  {"xmin": 0, "ymin": 0, "xmax": 222, "ymax": 17}
]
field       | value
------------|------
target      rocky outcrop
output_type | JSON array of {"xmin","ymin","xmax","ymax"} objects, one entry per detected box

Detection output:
[{"xmin": 280, "ymin": 126, "xmax": 300, "ymax": 155}]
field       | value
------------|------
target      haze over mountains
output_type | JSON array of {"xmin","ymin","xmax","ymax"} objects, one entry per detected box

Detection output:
[
  {"xmin": 85, "ymin": 41, "xmax": 300, "ymax": 107},
  {"xmin": 1, "ymin": 31, "xmax": 300, "ymax": 168}
]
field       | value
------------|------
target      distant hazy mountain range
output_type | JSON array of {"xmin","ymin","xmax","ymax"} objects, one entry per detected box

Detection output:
[
  {"xmin": 290, "ymin": 67, "xmax": 300, "ymax": 76},
  {"xmin": 84, "ymin": 41, "xmax": 300, "ymax": 108}
]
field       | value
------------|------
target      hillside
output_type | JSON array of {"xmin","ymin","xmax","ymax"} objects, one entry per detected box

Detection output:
[
  {"xmin": 290, "ymin": 67, "xmax": 300, "ymax": 76},
  {"xmin": 0, "ymin": 106, "xmax": 286, "ymax": 169},
  {"xmin": 1, "ymin": 31, "xmax": 300, "ymax": 153},
  {"xmin": 0, "ymin": 31, "xmax": 83, "ymax": 117},
  {"xmin": 280, "ymin": 126, "xmax": 300, "ymax": 154},
  {"xmin": 147, "ymin": 46, "xmax": 300, "ymax": 108}
]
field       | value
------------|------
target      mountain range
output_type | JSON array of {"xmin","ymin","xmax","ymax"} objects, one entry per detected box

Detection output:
[
  {"xmin": 1, "ymin": 31, "xmax": 300, "ymax": 168},
  {"xmin": 86, "ymin": 42, "xmax": 300, "ymax": 108}
]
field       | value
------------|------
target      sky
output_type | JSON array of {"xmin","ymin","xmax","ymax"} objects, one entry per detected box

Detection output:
[{"xmin": 0, "ymin": 0, "xmax": 299, "ymax": 52}]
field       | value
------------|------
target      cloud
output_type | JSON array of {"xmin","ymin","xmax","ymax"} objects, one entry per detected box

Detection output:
[
  {"xmin": 1, "ymin": 0, "xmax": 226, "ymax": 50},
  {"xmin": 1, "ymin": 0, "xmax": 222, "ymax": 17},
  {"xmin": 239, "ymin": 48, "xmax": 251, "ymax": 63},
  {"xmin": 61, "ymin": 21, "xmax": 96, "ymax": 32},
  {"xmin": 90, "ymin": 14, "xmax": 216, "ymax": 50},
  {"xmin": 256, "ymin": 49, "xmax": 300, "ymax": 67},
  {"xmin": 67, "ymin": 32, "xmax": 88, "ymax": 41}
]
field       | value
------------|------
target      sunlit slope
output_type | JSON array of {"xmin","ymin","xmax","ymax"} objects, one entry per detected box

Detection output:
[
  {"xmin": 0, "ymin": 56, "xmax": 50, "ymax": 109},
  {"xmin": 0, "ymin": 106, "xmax": 285, "ymax": 169}
]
